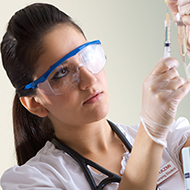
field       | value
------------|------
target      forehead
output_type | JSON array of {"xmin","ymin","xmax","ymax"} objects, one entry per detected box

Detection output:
[{"xmin": 34, "ymin": 24, "xmax": 86, "ymax": 78}]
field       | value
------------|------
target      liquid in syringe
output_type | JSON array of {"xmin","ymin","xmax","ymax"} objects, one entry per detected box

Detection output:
[{"xmin": 164, "ymin": 13, "xmax": 171, "ymax": 58}]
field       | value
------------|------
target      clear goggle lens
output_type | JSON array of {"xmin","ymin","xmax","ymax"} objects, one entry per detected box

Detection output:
[{"xmin": 38, "ymin": 44, "xmax": 106, "ymax": 95}]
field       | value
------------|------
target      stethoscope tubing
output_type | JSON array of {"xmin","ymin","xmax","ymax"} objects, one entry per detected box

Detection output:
[
  {"xmin": 51, "ymin": 120, "xmax": 158, "ymax": 190},
  {"xmin": 52, "ymin": 136, "xmax": 121, "ymax": 190}
]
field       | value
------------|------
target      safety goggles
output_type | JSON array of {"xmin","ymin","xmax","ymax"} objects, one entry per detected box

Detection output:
[{"xmin": 19, "ymin": 40, "xmax": 106, "ymax": 96}]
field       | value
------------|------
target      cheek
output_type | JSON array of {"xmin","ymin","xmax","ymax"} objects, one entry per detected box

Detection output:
[
  {"xmin": 49, "ymin": 92, "xmax": 81, "ymax": 117},
  {"xmin": 36, "ymin": 90, "xmax": 69, "ymax": 112},
  {"xmin": 46, "ymin": 94, "xmax": 73, "ymax": 110},
  {"xmin": 47, "ymin": 93, "xmax": 84, "ymax": 126}
]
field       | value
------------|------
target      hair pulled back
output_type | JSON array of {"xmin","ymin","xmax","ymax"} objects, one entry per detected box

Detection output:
[{"xmin": 1, "ymin": 3, "xmax": 85, "ymax": 165}]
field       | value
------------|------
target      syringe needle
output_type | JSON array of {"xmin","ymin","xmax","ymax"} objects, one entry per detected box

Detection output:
[{"xmin": 166, "ymin": 3, "xmax": 168, "ymax": 15}]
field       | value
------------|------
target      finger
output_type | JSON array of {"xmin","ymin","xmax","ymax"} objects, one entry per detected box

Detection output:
[
  {"xmin": 178, "ymin": 1, "xmax": 190, "ymax": 24},
  {"xmin": 180, "ymin": 3, "xmax": 190, "ymax": 14},
  {"xmin": 167, "ymin": 2, "xmax": 179, "ymax": 20},
  {"xmin": 151, "ymin": 58, "xmax": 179, "ymax": 77},
  {"xmin": 178, "ymin": 0, "xmax": 190, "ymax": 6},
  {"xmin": 161, "ymin": 76, "xmax": 186, "ymax": 91},
  {"xmin": 157, "ymin": 67, "xmax": 180, "ymax": 81},
  {"xmin": 182, "ymin": 15, "xmax": 190, "ymax": 25},
  {"xmin": 167, "ymin": 0, "xmax": 190, "ymax": 21},
  {"xmin": 151, "ymin": 70, "xmax": 181, "ymax": 93},
  {"xmin": 169, "ymin": 78, "xmax": 190, "ymax": 101}
]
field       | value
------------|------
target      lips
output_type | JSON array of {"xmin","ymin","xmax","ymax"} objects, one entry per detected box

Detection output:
[{"xmin": 83, "ymin": 91, "xmax": 103, "ymax": 104}]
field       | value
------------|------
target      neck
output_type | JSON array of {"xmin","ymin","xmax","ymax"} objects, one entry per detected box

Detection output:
[{"xmin": 54, "ymin": 118, "xmax": 115, "ymax": 155}]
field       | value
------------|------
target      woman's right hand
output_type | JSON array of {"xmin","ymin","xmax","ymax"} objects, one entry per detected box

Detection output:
[
  {"xmin": 167, "ymin": 0, "xmax": 190, "ymax": 24},
  {"xmin": 140, "ymin": 57, "xmax": 190, "ymax": 146}
]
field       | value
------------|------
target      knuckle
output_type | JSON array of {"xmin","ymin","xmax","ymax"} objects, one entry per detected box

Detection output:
[
  {"xmin": 180, "ymin": 85, "xmax": 189, "ymax": 93},
  {"xmin": 178, "ymin": 77, "xmax": 186, "ymax": 85},
  {"xmin": 171, "ymin": 68, "xmax": 179, "ymax": 77},
  {"xmin": 148, "ymin": 85, "xmax": 155, "ymax": 93},
  {"xmin": 156, "ymin": 92, "xmax": 166, "ymax": 102}
]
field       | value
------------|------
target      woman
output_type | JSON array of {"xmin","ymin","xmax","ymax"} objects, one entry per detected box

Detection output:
[{"xmin": 0, "ymin": 2, "xmax": 190, "ymax": 190}]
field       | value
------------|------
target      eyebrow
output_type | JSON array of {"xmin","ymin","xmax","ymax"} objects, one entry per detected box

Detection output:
[
  {"xmin": 48, "ymin": 59, "xmax": 69, "ymax": 71},
  {"xmin": 23, "ymin": 40, "xmax": 101, "ymax": 90}
]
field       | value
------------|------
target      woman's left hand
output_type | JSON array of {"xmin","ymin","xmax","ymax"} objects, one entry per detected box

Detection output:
[{"xmin": 167, "ymin": 0, "xmax": 190, "ymax": 57}]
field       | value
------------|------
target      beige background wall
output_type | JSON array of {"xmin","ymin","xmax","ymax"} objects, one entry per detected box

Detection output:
[{"xmin": 0, "ymin": 0, "xmax": 190, "ymax": 187}]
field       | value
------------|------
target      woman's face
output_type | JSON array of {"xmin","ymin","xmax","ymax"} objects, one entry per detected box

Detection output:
[{"xmin": 34, "ymin": 24, "xmax": 109, "ymax": 128}]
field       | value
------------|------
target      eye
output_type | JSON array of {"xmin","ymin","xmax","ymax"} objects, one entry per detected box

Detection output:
[{"xmin": 52, "ymin": 66, "xmax": 69, "ymax": 80}]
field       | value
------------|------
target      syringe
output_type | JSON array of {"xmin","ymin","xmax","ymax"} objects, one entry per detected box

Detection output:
[{"xmin": 164, "ymin": 13, "xmax": 171, "ymax": 58}]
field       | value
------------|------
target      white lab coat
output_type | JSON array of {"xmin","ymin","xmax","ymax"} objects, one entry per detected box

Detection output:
[{"xmin": 1, "ymin": 117, "xmax": 190, "ymax": 190}]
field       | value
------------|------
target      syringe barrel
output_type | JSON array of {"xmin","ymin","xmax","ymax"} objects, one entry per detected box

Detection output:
[
  {"xmin": 164, "ymin": 14, "xmax": 171, "ymax": 43},
  {"xmin": 164, "ymin": 43, "xmax": 171, "ymax": 58}
]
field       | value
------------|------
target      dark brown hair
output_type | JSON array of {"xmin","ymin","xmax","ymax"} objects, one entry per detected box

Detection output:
[{"xmin": 1, "ymin": 3, "xmax": 85, "ymax": 165}]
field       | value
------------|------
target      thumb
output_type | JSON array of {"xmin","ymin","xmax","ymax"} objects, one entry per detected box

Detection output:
[{"xmin": 151, "ymin": 58, "xmax": 179, "ymax": 76}]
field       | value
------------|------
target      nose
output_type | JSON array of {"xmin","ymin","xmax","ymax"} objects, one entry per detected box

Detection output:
[{"xmin": 78, "ymin": 65, "xmax": 97, "ymax": 90}]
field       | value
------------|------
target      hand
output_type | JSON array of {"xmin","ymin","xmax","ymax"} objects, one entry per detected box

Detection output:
[
  {"xmin": 140, "ymin": 57, "xmax": 190, "ymax": 146},
  {"xmin": 166, "ymin": 0, "xmax": 190, "ymax": 57},
  {"xmin": 166, "ymin": 0, "xmax": 190, "ymax": 23}
]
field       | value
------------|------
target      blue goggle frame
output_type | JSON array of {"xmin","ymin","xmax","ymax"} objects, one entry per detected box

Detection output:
[{"xmin": 24, "ymin": 40, "xmax": 101, "ymax": 91}]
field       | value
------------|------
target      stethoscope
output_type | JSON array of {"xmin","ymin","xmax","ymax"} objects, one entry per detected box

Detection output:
[{"xmin": 51, "ymin": 120, "xmax": 159, "ymax": 190}]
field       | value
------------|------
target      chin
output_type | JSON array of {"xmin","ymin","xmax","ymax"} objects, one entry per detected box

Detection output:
[{"xmin": 88, "ymin": 105, "xmax": 109, "ymax": 123}]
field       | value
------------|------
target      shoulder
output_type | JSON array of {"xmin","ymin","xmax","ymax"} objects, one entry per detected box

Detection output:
[
  {"xmin": 166, "ymin": 117, "xmax": 190, "ymax": 163},
  {"xmin": 0, "ymin": 141, "xmax": 79, "ymax": 190}
]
